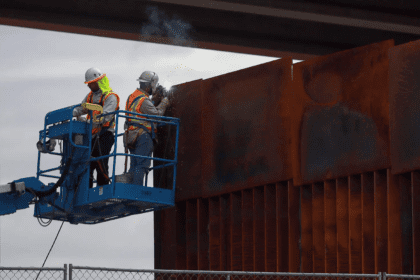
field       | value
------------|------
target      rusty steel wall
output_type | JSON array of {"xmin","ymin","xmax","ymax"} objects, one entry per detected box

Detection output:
[
  {"xmin": 155, "ymin": 58, "xmax": 294, "ymax": 201},
  {"xmin": 291, "ymin": 39, "xmax": 393, "ymax": 185},
  {"xmin": 201, "ymin": 58, "xmax": 293, "ymax": 198},
  {"xmin": 155, "ymin": 170, "xmax": 419, "ymax": 274},
  {"xmin": 154, "ymin": 79, "xmax": 204, "ymax": 199},
  {"xmin": 389, "ymin": 39, "xmax": 420, "ymax": 175},
  {"xmin": 154, "ymin": 39, "xmax": 420, "ymax": 274}
]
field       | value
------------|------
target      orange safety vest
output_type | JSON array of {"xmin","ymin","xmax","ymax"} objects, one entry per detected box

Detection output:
[
  {"xmin": 86, "ymin": 91, "xmax": 120, "ymax": 135},
  {"xmin": 125, "ymin": 89, "xmax": 154, "ymax": 132}
]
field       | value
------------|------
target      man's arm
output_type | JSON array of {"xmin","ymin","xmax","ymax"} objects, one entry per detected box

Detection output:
[
  {"xmin": 72, "ymin": 95, "xmax": 89, "ymax": 117},
  {"xmin": 140, "ymin": 97, "xmax": 170, "ymax": 116},
  {"xmin": 102, "ymin": 94, "xmax": 118, "ymax": 123}
]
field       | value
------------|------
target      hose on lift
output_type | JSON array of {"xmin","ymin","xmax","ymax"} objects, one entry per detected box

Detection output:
[{"xmin": 29, "ymin": 146, "xmax": 76, "ymax": 198}]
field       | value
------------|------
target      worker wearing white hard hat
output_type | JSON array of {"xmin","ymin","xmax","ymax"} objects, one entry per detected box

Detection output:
[
  {"xmin": 73, "ymin": 67, "xmax": 120, "ymax": 188},
  {"xmin": 115, "ymin": 71, "xmax": 171, "ymax": 185}
]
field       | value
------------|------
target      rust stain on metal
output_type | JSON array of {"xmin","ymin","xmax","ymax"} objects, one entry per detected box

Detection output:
[
  {"xmin": 411, "ymin": 171, "xmax": 420, "ymax": 274},
  {"xmin": 349, "ymin": 175, "xmax": 362, "ymax": 273},
  {"xmin": 161, "ymin": 58, "xmax": 293, "ymax": 201},
  {"xmin": 230, "ymin": 192, "xmax": 242, "ymax": 271},
  {"xmin": 264, "ymin": 184, "xmax": 277, "ymax": 272},
  {"xmin": 300, "ymin": 184, "xmax": 313, "ymax": 272},
  {"xmin": 186, "ymin": 200, "xmax": 198, "ymax": 270},
  {"xmin": 276, "ymin": 182, "xmax": 289, "ymax": 272},
  {"xmin": 225, "ymin": 194, "xmax": 232, "ymax": 272},
  {"xmin": 361, "ymin": 173, "xmax": 375, "ymax": 274},
  {"xmin": 399, "ymin": 173, "xmax": 413, "ymax": 274},
  {"xmin": 155, "ymin": 40, "xmax": 420, "ymax": 275},
  {"xmin": 324, "ymin": 180, "xmax": 337, "ymax": 273},
  {"xmin": 374, "ymin": 170, "xmax": 388, "ymax": 274},
  {"xmin": 197, "ymin": 198, "xmax": 209, "ymax": 270},
  {"xmin": 336, "ymin": 177, "xmax": 350, "ymax": 273},
  {"xmin": 253, "ymin": 187, "xmax": 265, "ymax": 271},
  {"xmin": 154, "ymin": 207, "xmax": 177, "ymax": 269},
  {"xmin": 387, "ymin": 169, "xmax": 403, "ymax": 274},
  {"xmin": 389, "ymin": 40, "xmax": 420, "ymax": 174},
  {"xmin": 156, "ymin": 79, "xmax": 204, "ymax": 200},
  {"xmin": 209, "ymin": 197, "xmax": 221, "ymax": 270},
  {"xmin": 220, "ymin": 195, "xmax": 228, "ymax": 271},
  {"xmin": 291, "ymin": 40, "xmax": 393, "ymax": 185},
  {"xmin": 176, "ymin": 202, "xmax": 187, "ymax": 269},
  {"xmin": 242, "ymin": 189, "xmax": 254, "ymax": 271},
  {"xmin": 288, "ymin": 181, "xmax": 300, "ymax": 272},
  {"xmin": 156, "ymin": 169, "xmax": 420, "ymax": 274},
  {"xmin": 202, "ymin": 58, "xmax": 293, "ymax": 198},
  {"xmin": 312, "ymin": 182, "xmax": 325, "ymax": 273}
]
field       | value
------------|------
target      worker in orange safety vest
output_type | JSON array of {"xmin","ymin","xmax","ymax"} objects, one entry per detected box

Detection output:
[
  {"xmin": 116, "ymin": 71, "xmax": 171, "ymax": 185},
  {"xmin": 73, "ymin": 67, "xmax": 120, "ymax": 188}
]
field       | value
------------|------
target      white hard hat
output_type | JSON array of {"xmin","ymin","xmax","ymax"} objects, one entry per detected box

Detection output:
[
  {"xmin": 137, "ymin": 71, "xmax": 159, "ymax": 84},
  {"xmin": 85, "ymin": 67, "xmax": 105, "ymax": 84}
]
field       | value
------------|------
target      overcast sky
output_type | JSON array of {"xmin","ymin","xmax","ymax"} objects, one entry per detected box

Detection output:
[{"xmin": 0, "ymin": 22, "xmax": 301, "ymax": 270}]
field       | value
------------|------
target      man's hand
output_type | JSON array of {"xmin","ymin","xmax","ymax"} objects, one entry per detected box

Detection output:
[
  {"xmin": 159, "ymin": 96, "xmax": 173, "ymax": 109},
  {"xmin": 153, "ymin": 85, "xmax": 176, "ymax": 106},
  {"xmin": 152, "ymin": 85, "xmax": 166, "ymax": 105},
  {"xmin": 151, "ymin": 92, "xmax": 163, "ymax": 106}
]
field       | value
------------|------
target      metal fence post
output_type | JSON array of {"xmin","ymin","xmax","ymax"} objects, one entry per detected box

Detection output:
[
  {"xmin": 69, "ymin": 264, "xmax": 72, "ymax": 280},
  {"xmin": 64, "ymin": 264, "xmax": 67, "ymax": 280}
]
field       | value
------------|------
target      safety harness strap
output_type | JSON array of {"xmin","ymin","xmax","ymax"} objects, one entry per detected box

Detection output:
[
  {"xmin": 126, "ymin": 95, "xmax": 144, "ymax": 112},
  {"xmin": 126, "ymin": 122, "xmax": 155, "ymax": 139}
]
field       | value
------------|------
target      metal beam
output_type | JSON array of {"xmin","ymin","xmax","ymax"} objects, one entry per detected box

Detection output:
[
  {"xmin": 151, "ymin": 0, "xmax": 420, "ymax": 35},
  {"xmin": 0, "ymin": 8, "xmax": 317, "ymax": 60},
  {"xmin": 2, "ymin": 0, "xmax": 420, "ymax": 59}
]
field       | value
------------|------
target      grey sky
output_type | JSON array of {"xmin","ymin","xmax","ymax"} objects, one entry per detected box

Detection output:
[{"xmin": 0, "ymin": 23, "xmax": 299, "ymax": 269}]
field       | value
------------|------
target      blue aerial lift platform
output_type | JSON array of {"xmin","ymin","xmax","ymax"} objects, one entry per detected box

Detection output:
[{"xmin": 0, "ymin": 104, "xmax": 180, "ymax": 224}]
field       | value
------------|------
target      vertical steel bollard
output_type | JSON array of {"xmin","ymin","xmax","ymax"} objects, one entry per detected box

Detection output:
[
  {"xmin": 64, "ymin": 264, "xmax": 67, "ymax": 280},
  {"xmin": 69, "ymin": 264, "xmax": 72, "ymax": 280}
]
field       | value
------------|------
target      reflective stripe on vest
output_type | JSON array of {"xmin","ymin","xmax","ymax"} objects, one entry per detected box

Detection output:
[
  {"xmin": 125, "ymin": 90, "xmax": 152, "ymax": 132},
  {"xmin": 86, "ymin": 91, "xmax": 120, "ymax": 135}
]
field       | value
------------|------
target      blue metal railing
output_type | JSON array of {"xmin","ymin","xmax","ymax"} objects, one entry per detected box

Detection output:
[
  {"xmin": 93, "ymin": 109, "xmax": 180, "ymax": 192},
  {"xmin": 37, "ymin": 104, "xmax": 86, "ymax": 179},
  {"xmin": 37, "ymin": 105, "xmax": 180, "ymax": 192}
]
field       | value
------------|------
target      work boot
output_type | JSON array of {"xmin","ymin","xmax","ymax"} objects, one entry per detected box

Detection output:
[{"xmin": 114, "ymin": 173, "xmax": 133, "ymax": 183}]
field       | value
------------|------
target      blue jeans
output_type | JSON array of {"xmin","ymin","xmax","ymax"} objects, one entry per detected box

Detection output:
[{"xmin": 128, "ymin": 132, "xmax": 154, "ymax": 185}]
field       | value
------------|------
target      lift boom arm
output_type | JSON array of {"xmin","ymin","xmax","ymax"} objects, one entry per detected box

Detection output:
[{"xmin": 0, "ymin": 178, "xmax": 51, "ymax": 215}]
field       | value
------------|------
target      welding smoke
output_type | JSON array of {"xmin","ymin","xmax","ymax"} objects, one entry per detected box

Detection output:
[{"xmin": 141, "ymin": 6, "xmax": 194, "ymax": 47}]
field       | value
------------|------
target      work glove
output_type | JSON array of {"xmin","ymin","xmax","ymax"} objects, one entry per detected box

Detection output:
[
  {"xmin": 152, "ymin": 85, "xmax": 165, "ymax": 105},
  {"xmin": 151, "ymin": 93, "xmax": 162, "ymax": 106},
  {"xmin": 161, "ymin": 97, "xmax": 171, "ymax": 107},
  {"xmin": 77, "ymin": 116, "xmax": 87, "ymax": 122}
]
